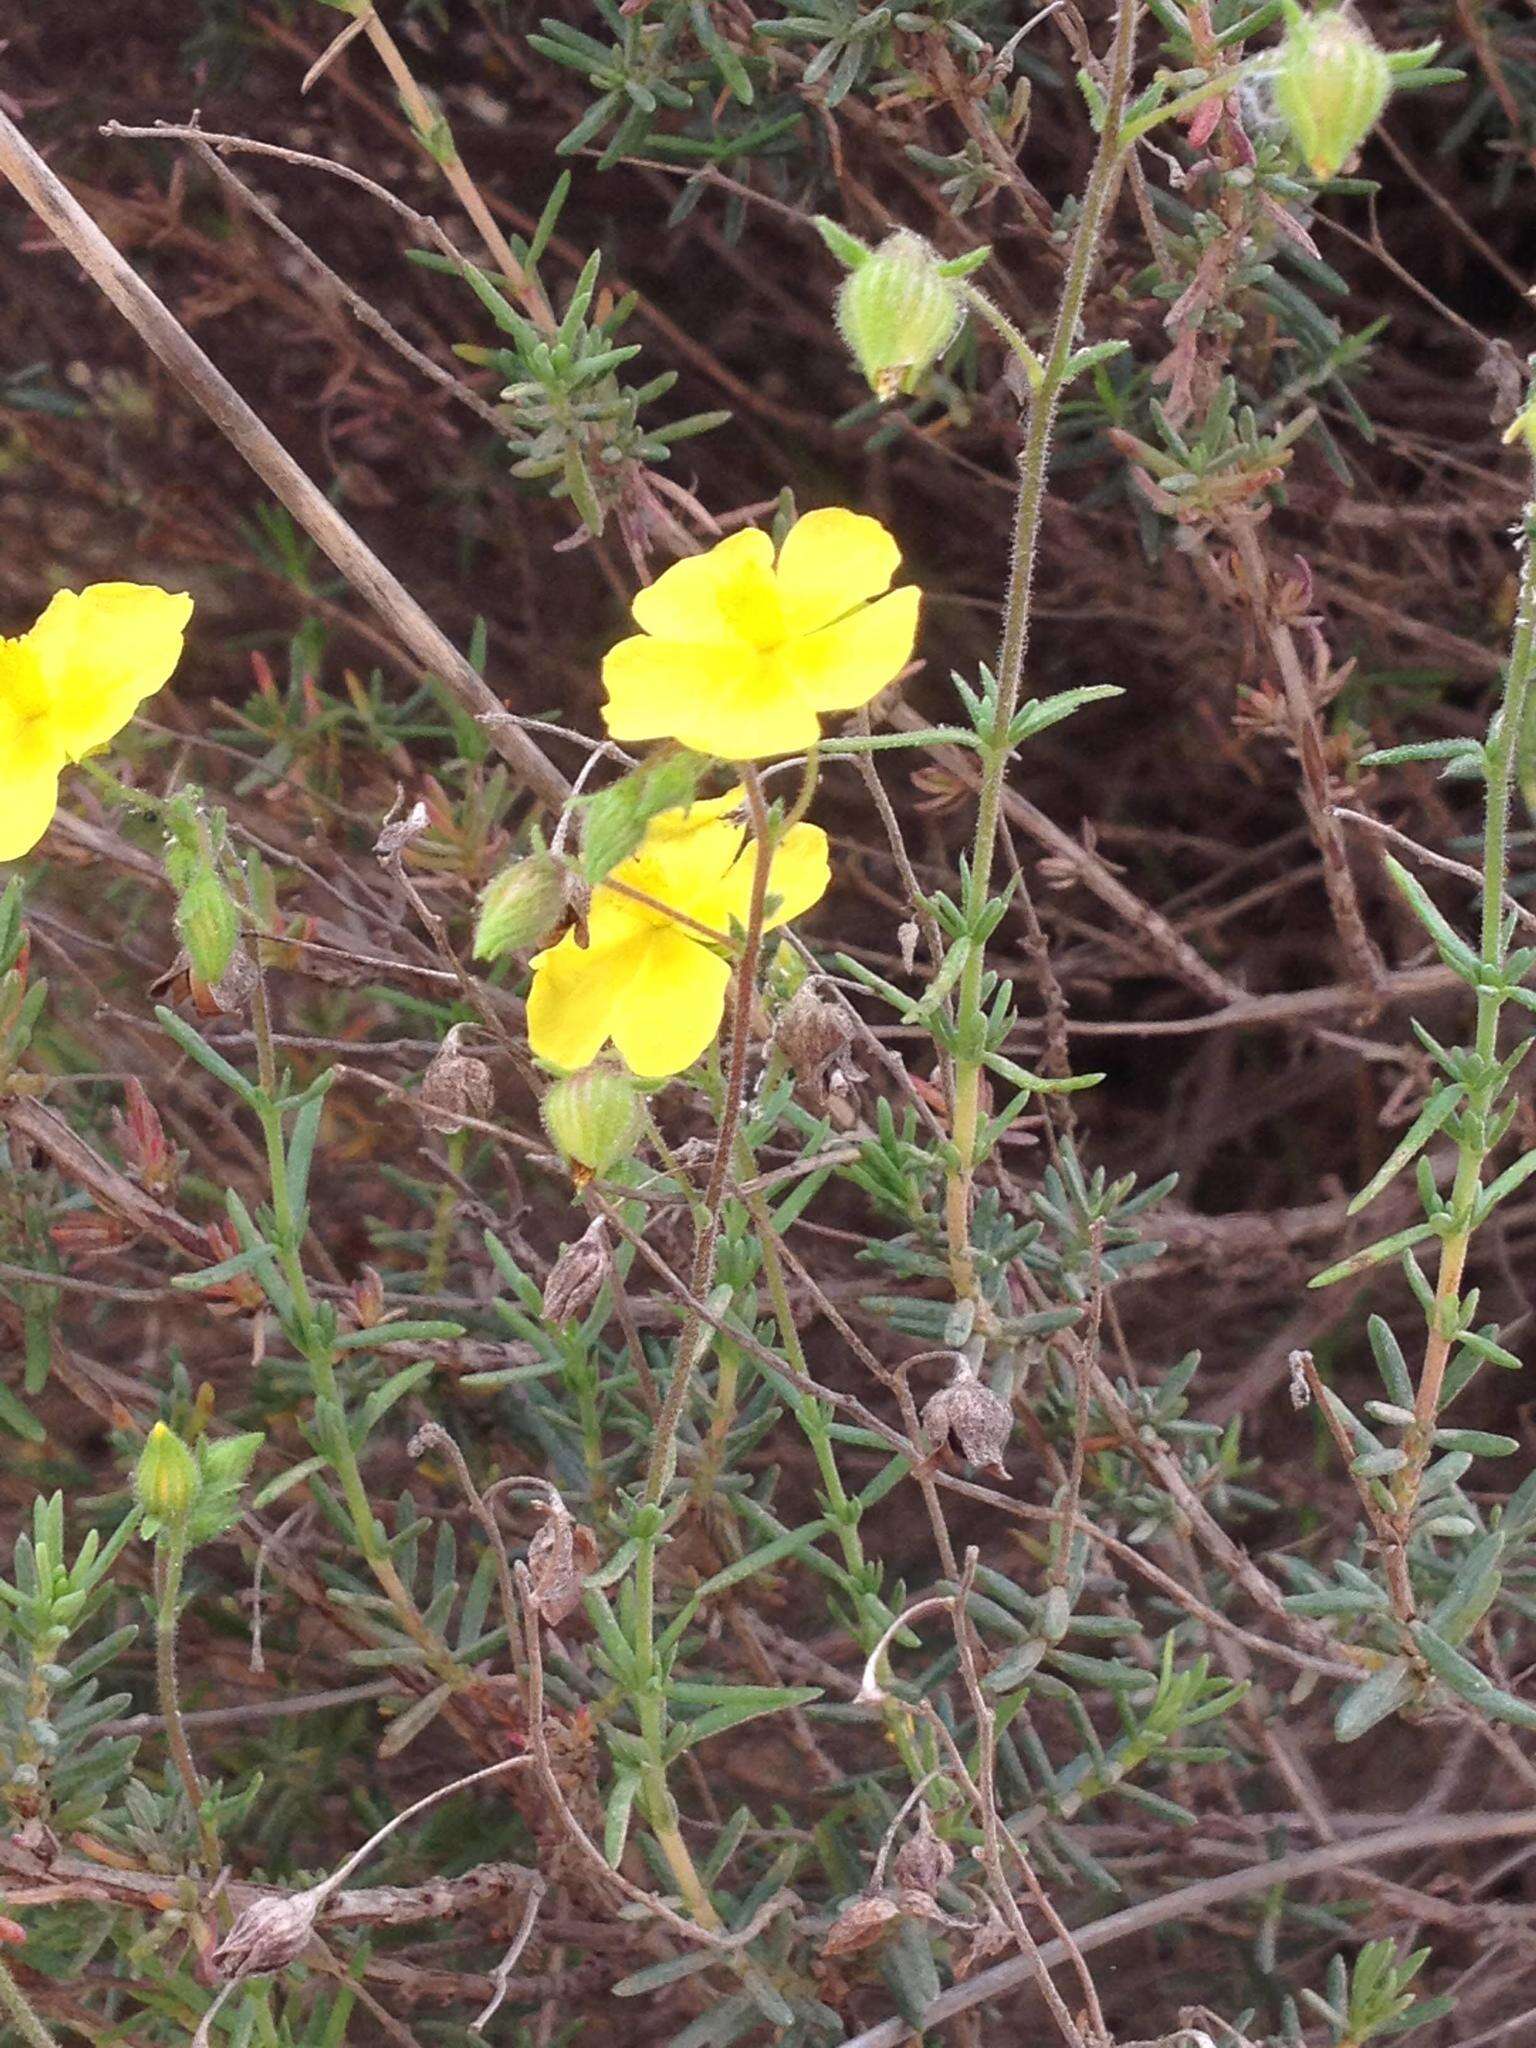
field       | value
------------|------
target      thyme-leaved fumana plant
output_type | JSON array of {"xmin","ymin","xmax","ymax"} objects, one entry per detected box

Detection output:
[{"xmin": 1, "ymin": 2, "xmax": 1534, "ymax": 2045}]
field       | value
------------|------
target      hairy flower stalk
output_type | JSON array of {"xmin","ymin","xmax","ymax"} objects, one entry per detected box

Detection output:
[
  {"xmin": 152, "ymin": 1520, "xmax": 219, "ymax": 1871},
  {"xmin": 945, "ymin": 0, "xmax": 1140, "ymax": 1308},
  {"xmin": 1384, "ymin": 446, "xmax": 1536, "ymax": 1615},
  {"xmin": 0, "ymin": 1956, "xmax": 63, "ymax": 2048},
  {"xmin": 628, "ymin": 767, "xmax": 778, "ymax": 1929}
]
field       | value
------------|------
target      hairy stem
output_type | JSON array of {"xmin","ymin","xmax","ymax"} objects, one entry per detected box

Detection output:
[
  {"xmin": 631, "ymin": 769, "xmax": 775, "ymax": 1928},
  {"xmin": 1386, "ymin": 468, "xmax": 1536, "ymax": 1601},
  {"xmin": 154, "ymin": 1534, "xmax": 219, "ymax": 1870},
  {"xmin": 946, "ymin": 0, "xmax": 1140, "ymax": 1306},
  {"xmin": 0, "ymin": 1957, "xmax": 63, "ymax": 2048}
]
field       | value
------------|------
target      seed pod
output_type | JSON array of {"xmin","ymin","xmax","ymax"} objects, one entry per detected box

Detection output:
[
  {"xmin": 135, "ymin": 1422, "xmax": 197, "ymax": 1526},
  {"xmin": 419, "ymin": 1025, "xmax": 494, "ymax": 1133},
  {"xmin": 212, "ymin": 1887, "xmax": 321, "ymax": 1978},
  {"xmin": 822, "ymin": 1892, "xmax": 903, "ymax": 1958},
  {"xmin": 921, "ymin": 1359, "xmax": 1013, "ymax": 1475},
  {"xmin": 526, "ymin": 1495, "xmax": 601, "ymax": 1626},
  {"xmin": 1273, "ymin": 4, "xmax": 1391, "ymax": 181},
  {"xmin": 893, "ymin": 1805, "xmax": 956, "ymax": 1896},
  {"xmin": 835, "ymin": 231, "xmax": 964, "ymax": 400},
  {"xmin": 473, "ymin": 852, "xmax": 567, "ymax": 961},
  {"xmin": 542, "ymin": 1216, "xmax": 609, "ymax": 1325},
  {"xmin": 776, "ymin": 982, "xmax": 853, "ymax": 1109},
  {"xmin": 541, "ymin": 1065, "xmax": 644, "ymax": 1180}
]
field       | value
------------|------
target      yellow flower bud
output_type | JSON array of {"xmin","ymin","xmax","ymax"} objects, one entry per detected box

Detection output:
[
  {"xmin": 1273, "ymin": 5, "xmax": 1391, "ymax": 182},
  {"xmin": 541, "ymin": 1065, "xmax": 644, "ymax": 1181},
  {"xmin": 473, "ymin": 853, "xmax": 567, "ymax": 961},
  {"xmin": 835, "ymin": 232, "xmax": 963, "ymax": 400},
  {"xmin": 135, "ymin": 1422, "xmax": 197, "ymax": 1526}
]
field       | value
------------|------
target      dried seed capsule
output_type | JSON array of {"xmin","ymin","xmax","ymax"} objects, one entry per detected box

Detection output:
[
  {"xmin": 892, "ymin": 1806, "xmax": 956, "ymax": 1896},
  {"xmin": 1273, "ymin": 4, "xmax": 1391, "ymax": 181},
  {"xmin": 419, "ymin": 1025, "xmax": 494, "ymax": 1133},
  {"xmin": 213, "ymin": 1887, "xmax": 321, "ymax": 1977},
  {"xmin": 835, "ymin": 231, "xmax": 963, "ymax": 400},
  {"xmin": 542, "ymin": 1216, "xmax": 609, "ymax": 1324},
  {"xmin": 921, "ymin": 1358, "xmax": 1013, "ymax": 1475},
  {"xmin": 541, "ymin": 1064, "xmax": 643, "ymax": 1180},
  {"xmin": 776, "ymin": 981, "xmax": 853, "ymax": 1108}
]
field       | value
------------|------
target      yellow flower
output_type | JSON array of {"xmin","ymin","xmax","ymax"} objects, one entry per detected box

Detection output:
[
  {"xmin": 601, "ymin": 508, "xmax": 920, "ymax": 761},
  {"xmin": 0, "ymin": 583, "xmax": 193, "ymax": 862},
  {"xmin": 527, "ymin": 791, "xmax": 830, "ymax": 1077}
]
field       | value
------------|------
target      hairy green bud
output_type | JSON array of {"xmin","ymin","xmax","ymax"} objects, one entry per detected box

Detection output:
[
  {"xmin": 835, "ymin": 231, "xmax": 963, "ymax": 400},
  {"xmin": 135, "ymin": 1422, "xmax": 197, "ymax": 1527},
  {"xmin": 541, "ymin": 1065, "xmax": 644, "ymax": 1180},
  {"xmin": 473, "ymin": 852, "xmax": 567, "ymax": 961},
  {"xmin": 173, "ymin": 863, "xmax": 243, "ymax": 990},
  {"xmin": 1274, "ymin": 4, "xmax": 1391, "ymax": 182}
]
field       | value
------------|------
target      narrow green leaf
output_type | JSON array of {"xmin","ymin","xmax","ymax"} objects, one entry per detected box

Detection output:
[{"xmin": 1347, "ymin": 1084, "xmax": 1461, "ymax": 1216}]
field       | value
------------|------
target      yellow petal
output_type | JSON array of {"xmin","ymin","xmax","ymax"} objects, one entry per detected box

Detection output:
[
  {"xmin": 715, "ymin": 821, "xmax": 830, "ymax": 934},
  {"xmin": 782, "ymin": 585, "xmax": 920, "ymax": 715},
  {"xmin": 603, "ymin": 635, "xmax": 747, "ymax": 745},
  {"xmin": 670, "ymin": 674, "xmax": 820, "ymax": 760},
  {"xmin": 26, "ymin": 583, "xmax": 192, "ymax": 761},
  {"xmin": 604, "ymin": 636, "xmax": 820, "ymax": 760},
  {"xmin": 526, "ymin": 927, "xmax": 629, "ymax": 1070},
  {"xmin": 607, "ymin": 925, "xmax": 732, "ymax": 1077},
  {"xmin": 630, "ymin": 528, "xmax": 779, "ymax": 647},
  {"xmin": 617, "ymin": 814, "xmax": 745, "ymax": 934},
  {"xmin": 763, "ymin": 822, "xmax": 831, "ymax": 931},
  {"xmin": 0, "ymin": 727, "xmax": 64, "ymax": 862},
  {"xmin": 642, "ymin": 787, "xmax": 747, "ymax": 841},
  {"xmin": 774, "ymin": 509, "xmax": 901, "ymax": 637}
]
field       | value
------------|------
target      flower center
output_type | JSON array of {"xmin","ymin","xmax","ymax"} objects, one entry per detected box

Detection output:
[{"xmin": 713, "ymin": 565, "xmax": 786, "ymax": 653}]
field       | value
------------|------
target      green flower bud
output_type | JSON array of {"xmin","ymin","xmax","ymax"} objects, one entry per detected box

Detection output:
[
  {"xmin": 473, "ymin": 853, "xmax": 567, "ymax": 961},
  {"xmin": 582, "ymin": 752, "xmax": 703, "ymax": 886},
  {"xmin": 541, "ymin": 1065, "xmax": 644, "ymax": 1181},
  {"xmin": 835, "ymin": 231, "xmax": 963, "ymax": 400},
  {"xmin": 135, "ymin": 1422, "xmax": 197, "ymax": 1527},
  {"xmin": 1273, "ymin": 4, "xmax": 1391, "ymax": 182},
  {"xmin": 173, "ymin": 860, "xmax": 242, "ymax": 991}
]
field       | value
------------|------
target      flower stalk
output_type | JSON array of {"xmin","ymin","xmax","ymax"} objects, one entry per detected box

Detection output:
[
  {"xmin": 1385, "ymin": 462, "xmax": 1536, "ymax": 1604},
  {"xmin": 946, "ymin": 0, "xmax": 1140, "ymax": 1307},
  {"xmin": 153, "ymin": 1527, "xmax": 220, "ymax": 1871},
  {"xmin": 630, "ymin": 767, "xmax": 777, "ymax": 1926},
  {"xmin": 0, "ymin": 1958, "xmax": 62, "ymax": 2048}
]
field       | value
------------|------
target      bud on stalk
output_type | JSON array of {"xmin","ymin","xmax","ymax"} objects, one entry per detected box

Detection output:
[
  {"xmin": 135, "ymin": 1422, "xmax": 198, "ymax": 1527},
  {"xmin": 174, "ymin": 861, "xmax": 243, "ymax": 991},
  {"xmin": 1273, "ymin": 4, "xmax": 1391, "ymax": 181},
  {"xmin": 835, "ymin": 231, "xmax": 964, "ymax": 400},
  {"xmin": 473, "ymin": 851, "xmax": 567, "ymax": 961},
  {"xmin": 541, "ymin": 1065, "xmax": 643, "ymax": 1180}
]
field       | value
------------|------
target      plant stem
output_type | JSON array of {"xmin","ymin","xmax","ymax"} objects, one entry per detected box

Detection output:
[
  {"xmin": 1388, "ymin": 478, "xmax": 1536, "ymax": 1586},
  {"xmin": 1230, "ymin": 518, "xmax": 1384, "ymax": 993},
  {"xmin": 154, "ymin": 1532, "xmax": 220, "ymax": 1870},
  {"xmin": 0, "ymin": 1957, "xmax": 62, "ymax": 2048},
  {"xmin": 247, "ymin": 942, "xmax": 452, "ymax": 1668},
  {"xmin": 353, "ymin": 3, "xmax": 554, "ymax": 333},
  {"xmin": 945, "ymin": 0, "xmax": 1140, "ymax": 1307},
  {"xmin": 425, "ymin": 1127, "xmax": 467, "ymax": 1292},
  {"xmin": 641, "ymin": 767, "xmax": 774, "ymax": 1509},
  {"xmin": 631, "ymin": 768, "xmax": 776, "ymax": 1927}
]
